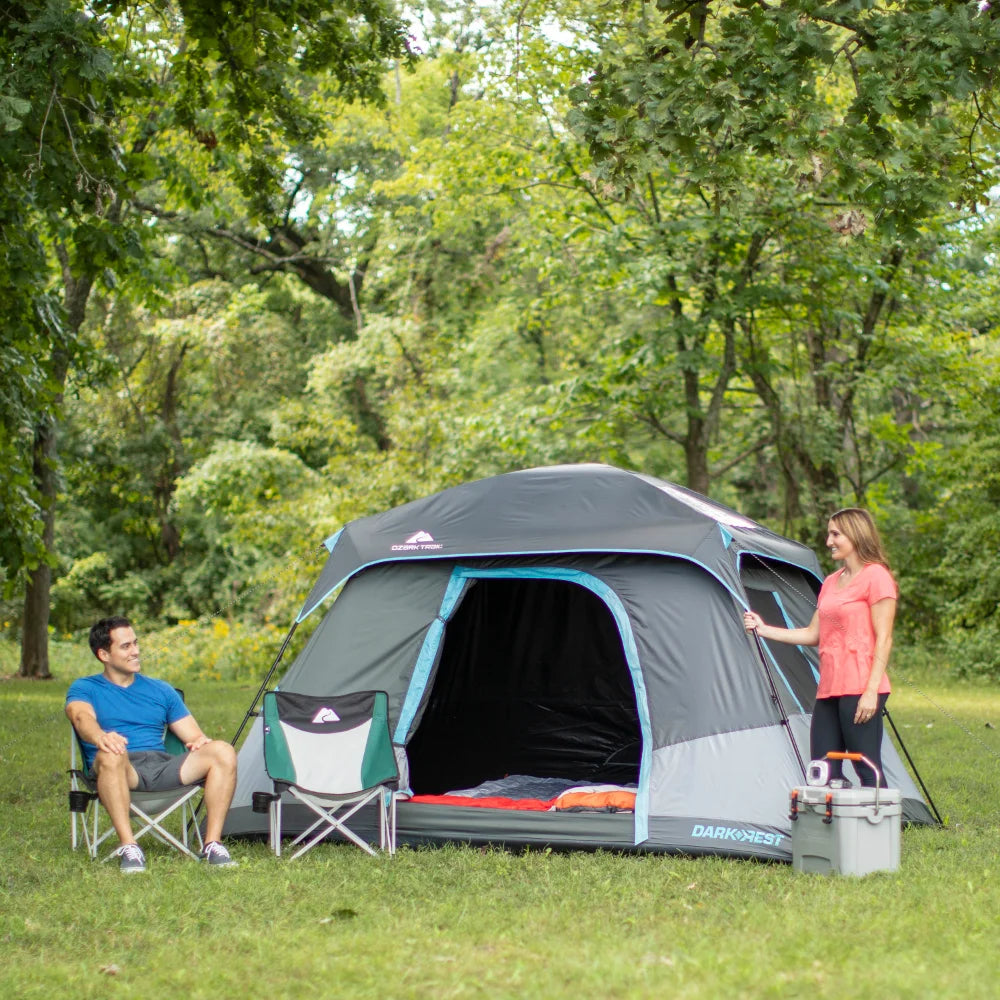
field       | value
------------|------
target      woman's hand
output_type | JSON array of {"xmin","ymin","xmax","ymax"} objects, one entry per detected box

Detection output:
[
  {"xmin": 854, "ymin": 689, "xmax": 879, "ymax": 724},
  {"xmin": 743, "ymin": 610, "xmax": 763, "ymax": 633}
]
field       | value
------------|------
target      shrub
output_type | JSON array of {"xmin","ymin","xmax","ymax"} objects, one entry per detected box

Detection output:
[{"xmin": 137, "ymin": 618, "xmax": 291, "ymax": 685}]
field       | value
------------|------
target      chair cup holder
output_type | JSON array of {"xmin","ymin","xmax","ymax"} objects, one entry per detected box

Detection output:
[
  {"xmin": 252, "ymin": 791, "xmax": 277, "ymax": 814},
  {"xmin": 69, "ymin": 789, "xmax": 93, "ymax": 813}
]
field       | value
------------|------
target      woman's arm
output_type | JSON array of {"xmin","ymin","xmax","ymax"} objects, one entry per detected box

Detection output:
[
  {"xmin": 743, "ymin": 609, "xmax": 820, "ymax": 647},
  {"xmin": 854, "ymin": 597, "xmax": 896, "ymax": 723}
]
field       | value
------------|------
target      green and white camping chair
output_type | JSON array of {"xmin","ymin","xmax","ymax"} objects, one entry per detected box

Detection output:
[
  {"xmin": 69, "ymin": 692, "xmax": 204, "ymax": 862},
  {"xmin": 258, "ymin": 690, "xmax": 399, "ymax": 859}
]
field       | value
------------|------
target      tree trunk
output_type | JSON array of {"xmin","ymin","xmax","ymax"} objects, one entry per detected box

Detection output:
[
  {"xmin": 18, "ymin": 253, "xmax": 94, "ymax": 677},
  {"xmin": 18, "ymin": 403, "xmax": 62, "ymax": 679}
]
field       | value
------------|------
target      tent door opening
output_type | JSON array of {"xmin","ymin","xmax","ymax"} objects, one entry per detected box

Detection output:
[{"xmin": 405, "ymin": 574, "xmax": 642, "ymax": 797}]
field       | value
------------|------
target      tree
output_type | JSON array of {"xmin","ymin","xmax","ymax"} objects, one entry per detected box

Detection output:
[
  {"xmin": 1, "ymin": 0, "xmax": 409, "ymax": 676},
  {"xmin": 567, "ymin": 0, "xmax": 1000, "ymax": 521}
]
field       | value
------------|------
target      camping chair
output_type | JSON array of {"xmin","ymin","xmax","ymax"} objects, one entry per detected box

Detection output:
[
  {"xmin": 256, "ymin": 690, "xmax": 399, "ymax": 859},
  {"xmin": 68, "ymin": 691, "xmax": 204, "ymax": 862}
]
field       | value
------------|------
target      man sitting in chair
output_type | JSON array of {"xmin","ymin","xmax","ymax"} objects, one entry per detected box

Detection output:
[{"xmin": 65, "ymin": 616, "xmax": 239, "ymax": 873}]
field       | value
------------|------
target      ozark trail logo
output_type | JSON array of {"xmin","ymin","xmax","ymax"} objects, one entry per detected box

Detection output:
[
  {"xmin": 405, "ymin": 531, "xmax": 435, "ymax": 544},
  {"xmin": 391, "ymin": 530, "xmax": 444, "ymax": 552},
  {"xmin": 312, "ymin": 708, "xmax": 340, "ymax": 724}
]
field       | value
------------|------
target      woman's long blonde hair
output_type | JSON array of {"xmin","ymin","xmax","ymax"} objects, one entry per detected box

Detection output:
[{"xmin": 829, "ymin": 508, "xmax": 891, "ymax": 568}]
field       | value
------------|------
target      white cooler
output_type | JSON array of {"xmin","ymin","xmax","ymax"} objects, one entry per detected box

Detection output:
[{"xmin": 790, "ymin": 753, "xmax": 901, "ymax": 876}]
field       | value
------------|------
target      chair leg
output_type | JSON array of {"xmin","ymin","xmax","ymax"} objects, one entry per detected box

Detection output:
[
  {"xmin": 119, "ymin": 802, "xmax": 201, "ymax": 861},
  {"xmin": 271, "ymin": 797, "xmax": 282, "ymax": 858},
  {"xmin": 376, "ymin": 789, "xmax": 396, "ymax": 855},
  {"xmin": 291, "ymin": 816, "xmax": 377, "ymax": 859},
  {"xmin": 378, "ymin": 792, "xmax": 388, "ymax": 853},
  {"xmin": 90, "ymin": 802, "xmax": 100, "ymax": 859},
  {"xmin": 187, "ymin": 801, "xmax": 204, "ymax": 854},
  {"xmin": 387, "ymin": 792, "xmax": 397, "ymax": 856},
  {"xmin": 284, "ymin": 788, "xmax": 383, "ymax": 860}
]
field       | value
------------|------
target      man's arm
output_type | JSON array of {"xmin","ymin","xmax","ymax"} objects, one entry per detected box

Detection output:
[
  {"xmin": 65, "ymin": 700, "xmax": 128, "ymax": 755},
  {"xmin": 169, "ymin": 713, "xmax": 213, "ymax": 752}
]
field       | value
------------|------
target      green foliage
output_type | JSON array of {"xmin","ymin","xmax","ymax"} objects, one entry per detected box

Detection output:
[
  {"xmin": 1, "ymin": 0, "xmax": 412, "ymax": 672},
  {"xmin": 135, "ymin": 618, "xmax": 293, "ymax": 684},
  {"xmin": 561, "ymin": 0, "xmax": 1000, "ymax": 536},
  {"xmin": 570, "ymin": 1, "xmax": 1000, "ymax": 225},
  {"xmin": 927, "ymin": 422, "xmax": 1000, "ymax": 678},
  {"xmin": 49, "ymin": 553, "xmax": 154, "ymax": 634},
  {"xmin": 165, "ymin": 441, "xmax": 323, "ymax": 623},
  {"xmin": 4, "ymin": 0, "xmax": 1000, "ymax": 683},
  {"xmin": 0, "ymin": 1, "xmax": 120, "ymax": 587}
]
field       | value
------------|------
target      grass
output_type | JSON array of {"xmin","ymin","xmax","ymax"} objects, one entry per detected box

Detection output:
[{"xmin": 2, "ymin": 661, "xmax": 1000, "ymax": 998}]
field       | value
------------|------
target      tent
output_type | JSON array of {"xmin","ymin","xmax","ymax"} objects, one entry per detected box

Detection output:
[{"xmin": 225, "ymin": 464, "xmax": 936, "ymax": 859}]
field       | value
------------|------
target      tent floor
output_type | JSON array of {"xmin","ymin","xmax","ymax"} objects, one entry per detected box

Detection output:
[{"xmin": 231, "ymin": 800, "xmax": 797, "ymax": 860}]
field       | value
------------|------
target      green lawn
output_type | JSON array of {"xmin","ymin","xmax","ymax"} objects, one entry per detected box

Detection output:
[{"xmin": 2, "ymin": 669, "xmax": 1000, "ymax": 999}]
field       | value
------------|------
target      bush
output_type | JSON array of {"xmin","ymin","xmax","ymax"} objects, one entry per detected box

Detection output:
[{"xmin": 135, "ymin": 618, "xmax": 292, "ymax": 685}]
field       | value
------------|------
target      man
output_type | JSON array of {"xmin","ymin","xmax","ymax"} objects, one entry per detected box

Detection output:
[{"xmin": 66, "ymin": 616, "xmax": 239, "ymax": 873}]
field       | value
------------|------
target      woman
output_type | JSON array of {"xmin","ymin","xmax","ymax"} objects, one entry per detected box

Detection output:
[{"xmin": 743, "ymin": 508, "xmax": 897, "ymax": 787}]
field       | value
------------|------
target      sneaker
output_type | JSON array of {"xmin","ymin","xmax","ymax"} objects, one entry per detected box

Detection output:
[
  {"xmin": 200, "ymin": 841, "xmax": 237, "ymax": 867},
  {"xmin": 115, "ymin": 843, "xmax": 146, "ymax": 873}
]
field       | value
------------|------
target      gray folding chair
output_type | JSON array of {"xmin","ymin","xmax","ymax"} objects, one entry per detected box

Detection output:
[{"xmin": 256, "ymin": 690, "xmax": 399, "ymax": 859}]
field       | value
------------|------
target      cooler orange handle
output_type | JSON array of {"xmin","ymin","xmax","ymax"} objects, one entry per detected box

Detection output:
[{"xmin": 824, "ymin": 752, "xmax": 884, "ymax": 811}]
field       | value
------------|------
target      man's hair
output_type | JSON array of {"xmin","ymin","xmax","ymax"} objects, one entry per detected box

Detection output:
[
  {"xmin": 829, "ymin": 508, "xmax": 891, "ymax": 569},
  {"xmin": 89, "ymin": 616, "xmax": 133, "ymax": 658}
]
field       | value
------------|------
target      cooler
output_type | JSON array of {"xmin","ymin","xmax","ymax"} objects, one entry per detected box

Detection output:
[{"xmin": 790, "ymin": 752, "xmax": 902, "ymax": 876}]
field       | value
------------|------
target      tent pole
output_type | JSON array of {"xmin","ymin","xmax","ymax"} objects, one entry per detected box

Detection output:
[
  {"xmin": 883, "ymin": 705, "xmax": 943, "ymax": 825},
  {"xmin": 229, "ymin": 621, "xmax": 299, "ymax": 748},
  {"xmin": 188, "ymin": 621, "xmax": 300, "ymax": 840},
  {"xmin": 751, "ymin": 629, "xmax": 808, "ymax": 779}
]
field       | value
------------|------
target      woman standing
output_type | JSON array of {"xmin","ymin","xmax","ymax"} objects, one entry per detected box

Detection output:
[{"xmin": 744, "ymin": 508, "xmax": 898, "ymax": 787}]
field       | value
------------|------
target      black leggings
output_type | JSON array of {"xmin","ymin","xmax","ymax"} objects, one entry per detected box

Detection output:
[{"xmin": 810, "ymin": 694, "xmax": 889, "ymax": 787}]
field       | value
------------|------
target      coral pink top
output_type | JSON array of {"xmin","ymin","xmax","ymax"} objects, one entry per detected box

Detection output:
[{"xmin": 816, "ymin": 563, "xmax": 897, "ymax": 699}]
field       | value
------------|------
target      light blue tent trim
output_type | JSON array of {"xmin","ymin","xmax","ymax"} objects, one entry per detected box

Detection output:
[
  {"xmin": 773, "ymin": 591, "xmax": 820, "ymax": 683},
  {"xmin": 394, "ymin": 571, "xmax": 470, "ymax": 745},
  {"xmin": 393, "ymin": 564, "xmax": 653, "ymax": 846},
  {"xmin": 323, "ymin": 528, "xmax": 343, "ymax": 554},
  {"xmin": 719, "ymin": 525, "xmax": 733, "ymax": 549}
]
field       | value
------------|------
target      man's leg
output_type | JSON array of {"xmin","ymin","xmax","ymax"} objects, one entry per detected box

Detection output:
[
  {"xmin": 178, "ymin": 741, "xmax": 238, "ymax": 844},
  {"xmin": 92, "ymin": 750, "xmax": 140, "ymax": 845}
]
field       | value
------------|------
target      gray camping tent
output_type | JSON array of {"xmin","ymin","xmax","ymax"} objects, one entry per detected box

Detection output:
[{"xmin": 225, "ymin": 464, "xmax": 935, "ymax": 859}]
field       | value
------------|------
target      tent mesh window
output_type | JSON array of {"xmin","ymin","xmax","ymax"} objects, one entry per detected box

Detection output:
[
  {"xmin": 406, "ymin": 577, "xmax": 641, "ymax": 795},
  {"xmin": 741, "ymin": 557, "xmax": 821, "ymax": 717}
]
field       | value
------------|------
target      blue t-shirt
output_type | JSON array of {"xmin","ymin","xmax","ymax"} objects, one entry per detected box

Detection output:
[{"xmin": 66, "ymin": 674, "xmax": 190, "ymax": 769}]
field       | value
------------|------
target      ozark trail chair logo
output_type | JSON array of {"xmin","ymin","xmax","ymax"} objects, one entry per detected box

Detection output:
[
  {"xmin": 391, "ymin": 530, "xmax": 443, "ymax": 552},
  {"xmin": 312, "ymin": 707, "xmax": 340, "ymax": 724}
]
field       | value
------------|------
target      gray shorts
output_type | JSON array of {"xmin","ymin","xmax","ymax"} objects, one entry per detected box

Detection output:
[{"xmin": 129, "ymin": 750, "xmax": 190, "ymax": 792}]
